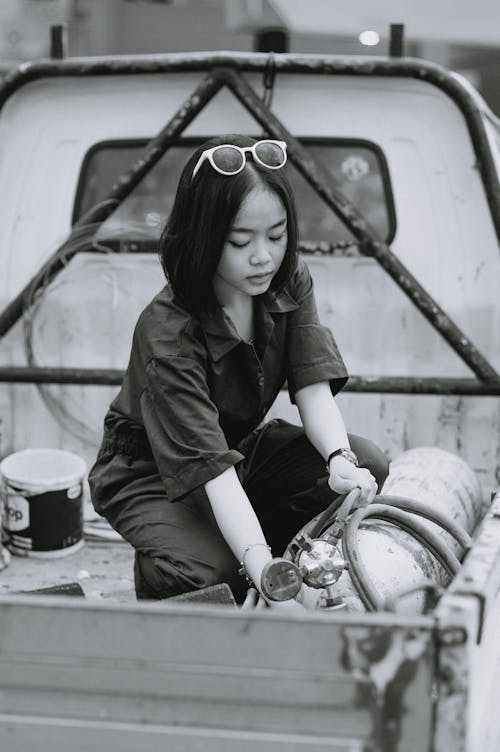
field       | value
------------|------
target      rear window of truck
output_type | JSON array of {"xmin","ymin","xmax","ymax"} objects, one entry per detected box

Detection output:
[{"xmin": 73, "ymin": 138, "xmax": 395, "ymax": 249}]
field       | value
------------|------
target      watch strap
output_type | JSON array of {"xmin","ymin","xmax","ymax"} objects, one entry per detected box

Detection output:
[{"xmin": 326, "ymin": 447, "xmax": 359, "ymax": 472}]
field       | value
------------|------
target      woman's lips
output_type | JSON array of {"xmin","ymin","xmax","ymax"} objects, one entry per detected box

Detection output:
[{"xmin": 247, "ymin": 272, "xmax": 273, "ymax": 283}]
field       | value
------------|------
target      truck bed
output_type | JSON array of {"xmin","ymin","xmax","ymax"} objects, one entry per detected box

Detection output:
[{"xmin": 0, "ymin": 538, "xmax": 136, "ymax": 603}]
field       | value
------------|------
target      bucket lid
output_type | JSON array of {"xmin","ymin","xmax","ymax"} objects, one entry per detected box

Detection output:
[{"xmin": 0, "ymin": 448, "xmax": 86, "ymax": 492}]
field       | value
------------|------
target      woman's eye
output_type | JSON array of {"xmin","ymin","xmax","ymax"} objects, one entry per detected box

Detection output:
[
  {"xmin": 228, "ymin": 239, "xmax": 250, "ymax": 248},
  {"xmin": 269, "ymin": 233, "xmax": 285, "ymax": 243}
]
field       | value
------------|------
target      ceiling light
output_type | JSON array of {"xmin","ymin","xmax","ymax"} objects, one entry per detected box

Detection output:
[{"xmin": 359, "ymin": 30, "xmax": 380, "ymax": 46}]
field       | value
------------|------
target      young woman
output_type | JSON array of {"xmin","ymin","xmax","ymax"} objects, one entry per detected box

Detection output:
[{"xmin": 88, "ymin": 134, "xmax": 389, "ymax": 610}]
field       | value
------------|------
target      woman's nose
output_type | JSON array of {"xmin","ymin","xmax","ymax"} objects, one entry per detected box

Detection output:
[{"xmin": 250, "ymin": 238, "xmax": 272, "ymax": 264}]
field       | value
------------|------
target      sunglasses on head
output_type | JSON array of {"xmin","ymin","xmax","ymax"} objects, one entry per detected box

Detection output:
[{"xmin": 192, "ymin": 139, "xmax": 287, "ymax": 180}]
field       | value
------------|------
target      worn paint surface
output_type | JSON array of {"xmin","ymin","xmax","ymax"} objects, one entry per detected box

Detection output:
[
  {"xmin": 440, "ymin": 491, "xmax": 500, "ymax": 751},
  {"xmin": 0, "ymin": 597, "xmax": 435, "ymax": 751},
  {"xmin": 433, "ymin": 594, "xmax": 477, "ymax": 752},
  {"xmin": 341, "ymin": 623, "xmax": 433, "ymax": 752}
]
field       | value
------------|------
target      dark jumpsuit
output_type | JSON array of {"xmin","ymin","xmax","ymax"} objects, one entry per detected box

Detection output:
[{"xmin": 88, "ymin": 258, "xmax": 389, "ymax": 601}]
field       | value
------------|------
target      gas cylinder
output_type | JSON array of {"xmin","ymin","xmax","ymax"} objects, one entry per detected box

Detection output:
[{"xmin": 286, "ymin": 447, "xmax": 487, "ymax": 614}]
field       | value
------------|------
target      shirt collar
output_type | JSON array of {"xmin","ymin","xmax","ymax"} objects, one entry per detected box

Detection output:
[
  {"xmin": 263, "ymin": 288, "xmax": 299, "ymax": 313},
  {"xmin": 200, "ymin": 289, "xmax": 298, "ymax": 362}
]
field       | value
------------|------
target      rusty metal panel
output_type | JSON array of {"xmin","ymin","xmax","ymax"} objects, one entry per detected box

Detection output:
[
  {"xmin": 435, "ymin": 488, "xmax": 500, "ymax": 752},
  {"xmin": 433, "ymin": 594, "xmax": 478, "ymax": 752},
  {"xmin": 0, "ymin": 597, "xmax": 435, "ymax": 752}
]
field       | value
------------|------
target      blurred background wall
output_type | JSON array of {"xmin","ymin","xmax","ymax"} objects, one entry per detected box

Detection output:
[{"xmin": 0, "ymin": 0, "xmax": 499, "ymax": 114}]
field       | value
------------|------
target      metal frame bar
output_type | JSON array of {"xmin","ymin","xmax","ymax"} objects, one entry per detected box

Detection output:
[
  {"xmin": 2, "ymin": 366, "xmax": 500, "ymax": 395},
  {"xmin": 0, "ymin": 52, "xmax": 499, "ymax": 394}
]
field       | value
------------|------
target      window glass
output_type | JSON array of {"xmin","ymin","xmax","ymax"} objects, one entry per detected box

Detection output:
[{"xmin": 74, "ymin": 139, "xmax": 395, "ymax": 246}]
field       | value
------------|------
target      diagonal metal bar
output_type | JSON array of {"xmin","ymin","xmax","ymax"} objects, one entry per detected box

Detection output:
[
  {"xmin": 0, "ymin": 70, "xmax": 225, "ymax": 339},
  {"xmin": 222, "ymin": 67, "xmax": 500, "ymax": 385}
]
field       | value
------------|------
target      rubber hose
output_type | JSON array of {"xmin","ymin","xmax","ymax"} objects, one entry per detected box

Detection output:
[
  {"xmin": 299, "ymin": 492, "xmax": 470, "ymax": 611},
  {"xmin": 308, "ymin": 493, "xmax": 348, "ymax": 540},
  {"xmin": 375, "ymin": 495, "xmax": 472, "ymax": 550},
  {"xmin": 343, "ymin": 504, "xmax": 462, "ymax": 611},
  {"xmin": 310, "ymin": 493, "xmax": 471, "ymax": 551}
]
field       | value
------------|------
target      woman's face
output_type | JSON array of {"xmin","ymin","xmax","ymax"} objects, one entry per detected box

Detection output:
[{"xmin": 213, "ymin": 185, "xmax": 288, "ymax": 306}]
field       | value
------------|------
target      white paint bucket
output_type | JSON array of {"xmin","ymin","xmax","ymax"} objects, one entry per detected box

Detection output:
[{"xmin": 0, "ymin": 448, "xmax": 86, "ymax": 558}]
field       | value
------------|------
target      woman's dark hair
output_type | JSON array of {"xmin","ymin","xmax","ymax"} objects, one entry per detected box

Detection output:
[{"xmin": 159, "ymin": 134, "xmax": 298, "ymax": 313}]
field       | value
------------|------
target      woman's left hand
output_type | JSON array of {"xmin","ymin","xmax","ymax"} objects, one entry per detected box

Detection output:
[{"xmin": 327, "ymin": 455, "xmax": 378, "ymax": 508}]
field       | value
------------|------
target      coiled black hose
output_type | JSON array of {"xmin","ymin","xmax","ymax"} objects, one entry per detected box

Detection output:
[
  {"xmin": 298, "ymin": 493, "xmax": 472, "ymax": 612},
  {"xmin": 344, "ymin": 503, "xmax": 461, "ymax": 611}
]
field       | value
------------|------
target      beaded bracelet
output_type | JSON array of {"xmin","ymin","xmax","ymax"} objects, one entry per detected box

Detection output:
[{"xmin": 238, "ymin": 543, "xmax": 272, "ymax": 587}]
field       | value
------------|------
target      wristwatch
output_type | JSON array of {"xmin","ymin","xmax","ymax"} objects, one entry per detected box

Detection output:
[{"xmin": 326, "ymin": 447, "xmax": 359, "ymax": 472}]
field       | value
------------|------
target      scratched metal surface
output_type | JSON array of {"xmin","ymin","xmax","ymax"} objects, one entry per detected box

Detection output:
[
  {"xmin": 438, "ymin": 488, "xmax": 500, "ymax": 752},
  {"xmin": 0, "ymin": 597, "xmax": 435, "ymax": 752}
]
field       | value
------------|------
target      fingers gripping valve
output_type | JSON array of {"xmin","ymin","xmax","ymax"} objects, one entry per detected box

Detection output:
[
  {"xmin": 279, "ymin": 489, "xmax": 359, "ymax": 607},
  {"xmin": 260, "ymin": 537, "xmax": 349, "ymax": 606},
  {"xmin": 261, "ymin": 491, "xmax": 359, "ymax": 605}
]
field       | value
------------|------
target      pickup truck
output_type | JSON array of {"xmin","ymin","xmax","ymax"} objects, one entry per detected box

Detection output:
[{"xmin": 0, "ymin": 47, "xmax": 500, "ymax": 751}]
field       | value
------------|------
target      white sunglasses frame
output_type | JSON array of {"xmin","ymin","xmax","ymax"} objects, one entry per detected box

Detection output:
[{"xmin": 191, "ymin": 140, "xmax": 287, "ymax": 180}]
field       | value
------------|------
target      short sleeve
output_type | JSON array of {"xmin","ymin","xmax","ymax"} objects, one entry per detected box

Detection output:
[
  {"xmin": 286, "ymin": 258, "xmax": 348, "ymax": 402},
  {"xmin": 141, "ymin": 355, "xmax": 243, "ymax": 501}
]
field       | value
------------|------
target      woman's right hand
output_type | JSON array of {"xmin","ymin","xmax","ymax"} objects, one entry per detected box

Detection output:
[{"xmin": 328, "ymin": 455, "xmax": 377, "ymax": 507}]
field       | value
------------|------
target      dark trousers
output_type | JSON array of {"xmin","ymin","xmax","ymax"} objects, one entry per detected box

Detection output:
[{"xmin": 104, "ymin": 419, "xmax": 389, "ymax": 602}]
